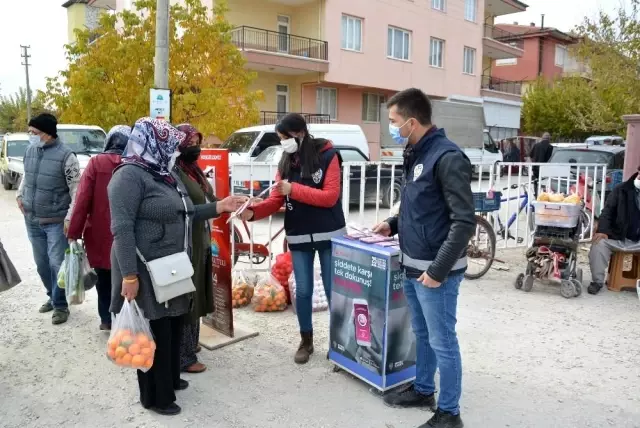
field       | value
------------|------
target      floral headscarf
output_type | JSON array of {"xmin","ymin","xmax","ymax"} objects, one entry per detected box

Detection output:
[
  {"xmin": 176, "ymin": 123, "xmax": 209, "ymax": 194},
  {"xmin": 122, "ymin": 117, "xmax": 186, "ymax": 179},
  {"xmin": 103, "ymin": 125, "xmax": 131, "ymax": 155}
]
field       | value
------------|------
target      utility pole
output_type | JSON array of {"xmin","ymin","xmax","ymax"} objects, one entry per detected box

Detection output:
[
  {"xmin": 154, "ymin": 0, "xmax": 169, "ymax": 89},
  {"xmin": 20, "ymin": 45, "xmax": 32, "ymax": 123}
]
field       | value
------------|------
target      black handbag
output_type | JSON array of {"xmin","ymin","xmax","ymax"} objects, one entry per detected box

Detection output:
[{"xmin": 0, "ymin": 240, "xmax": 21, "ymax": 293}]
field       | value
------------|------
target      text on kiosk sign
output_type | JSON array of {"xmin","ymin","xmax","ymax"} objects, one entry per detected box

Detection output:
[{"xmin": 201, "ymin": 154, "xmax": 223, "ymax": 161}]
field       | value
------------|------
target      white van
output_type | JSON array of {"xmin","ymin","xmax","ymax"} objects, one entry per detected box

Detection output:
[{"xmin": 222, "ymin": 123, "xmax": 370, "ymax": 164}]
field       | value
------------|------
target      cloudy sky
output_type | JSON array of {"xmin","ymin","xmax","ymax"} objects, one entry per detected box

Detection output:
[{"xmin": 0, "ymin": 0, "xmax": 626, "ymax": 97}]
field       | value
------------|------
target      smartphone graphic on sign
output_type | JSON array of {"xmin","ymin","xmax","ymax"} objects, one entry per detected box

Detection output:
[{"xmin": 353, "ymin": 298, "xmax": 371, "ymax": 347}]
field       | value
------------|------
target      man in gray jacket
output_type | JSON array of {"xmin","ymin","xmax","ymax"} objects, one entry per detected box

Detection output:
[{"xmin": 17, "ymin": 113, "xmax": 80, "ymax": 324}]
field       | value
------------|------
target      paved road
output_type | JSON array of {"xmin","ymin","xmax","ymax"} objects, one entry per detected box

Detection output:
[{"xmin": 1, "ymin": 185, "xmax": 639, "ymax": 428}]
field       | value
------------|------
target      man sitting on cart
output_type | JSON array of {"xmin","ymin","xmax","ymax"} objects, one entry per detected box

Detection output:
[{"xmin": 588, "ymin": 167, "xmax": 640, "ymax": 295}]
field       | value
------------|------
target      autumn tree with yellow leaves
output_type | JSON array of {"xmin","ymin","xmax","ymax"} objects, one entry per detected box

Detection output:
[{"xmin": 43, "ymin": 0, "xmax": 262, "ymax": 139}]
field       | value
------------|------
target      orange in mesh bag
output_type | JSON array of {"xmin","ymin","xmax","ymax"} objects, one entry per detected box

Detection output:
[
  {"xmin": 106, "ymin": 300, "xmax": 156, "ymax": 371},
  {"xmin": 232, "ymin": 270, "xmax": 258, "ymax": 308},
  {"xmin": 252, "ymin": 273, "xmax": 288, "ymax": 312}
]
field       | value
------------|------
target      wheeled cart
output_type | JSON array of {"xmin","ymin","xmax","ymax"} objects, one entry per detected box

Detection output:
[{"xmin": 515, "ymin": 202, "xmax": 584, "ymax": 298}]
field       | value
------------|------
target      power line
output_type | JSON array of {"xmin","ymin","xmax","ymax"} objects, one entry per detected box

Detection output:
[{"xmin": 20, "ymin": 45, "xmax": 32, "ymax": 123}]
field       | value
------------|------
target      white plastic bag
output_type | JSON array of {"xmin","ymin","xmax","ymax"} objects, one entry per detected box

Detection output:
[
  {"xmin": 57, "ymin": 256, "xmax": 68, "ymax": 289},
  {"xmin": 106, "ymin": 300, "xmax": 156, "ymax": 372},
  {"xmin": 80, "ymin": 248, "xmax": 97, "ymax": 291},
  {"xmin": 65, "ymin": 241, "xmax": 85, "ymax": 305},
  {"xmin": 289, "ymin": 263, "xmax": 328, "ymax": 314}
]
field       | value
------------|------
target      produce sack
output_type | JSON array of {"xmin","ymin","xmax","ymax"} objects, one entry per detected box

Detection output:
[
  {"xmin": 252, "ymin": 273, "xmax": 288, "ymax": 312},
  {"xmin": 271, "ymin": 252, "xmax": 293, "ymax": 303},
  {"xmin": 289, "ymin": 263, "xmax": 329, "ymax": 314},
  {"xmin": 232, "ymin": 270, "xmax": 258, "ymax": 308},
  {"xmin": 106, "ymin": 300, "xmax": 156, "ymax": 372},
  {"xmin": 65, "ymin": 241, "xmax": 86, "ymax": 305}
]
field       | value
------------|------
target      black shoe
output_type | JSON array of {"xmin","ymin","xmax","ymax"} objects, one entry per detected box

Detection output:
[
  {"xmin": 383, "ymin": 383, "xmax": 436, "ymax": 409},
  {"xmin": 587, "ymin": 282, "xmax": 603, "ymax": 295},
  {"xmin": 149, "ymin": 403, "xmax": 181, "ymax": 416},
  {"xmin": 175, "ymin": 379, "xmax": 189, "ymax": 391},
  {"xmin": 39, "ymin": 301, "xmax": 53, "ymax": 313},
  {"xmin": 52, "ymin": 309, "xmax": 69, "ymax": 325},
  {"xmin": 418, "ymin": 409, "xmax": 464, "ymax": 428}
]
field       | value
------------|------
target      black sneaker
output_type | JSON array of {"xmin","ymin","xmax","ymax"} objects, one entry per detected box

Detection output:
[
  {"xmin": 383, "ymin": 383, "xmax": 436, "ymax": 409},
  {"xmin": 175, "ymin": 379, "xmax": 189, "ymax": 391},
  {"xmin": 418, "ymin": 408, "xmax": 464, "ymax": 428},
  {"xmin": 587, "ymin": 282, "xmax": 603, "ymax": 295},
  {"xmin": 150, "ymin": 403, "xmax": 181, "ymax": 416},
  {"xmin": 52, "ymin": 309, "xmax": 69, "ymax": 325},
  {"xmin": 39, "ymin": 301, "xmax": 54, "ymax": 313}
]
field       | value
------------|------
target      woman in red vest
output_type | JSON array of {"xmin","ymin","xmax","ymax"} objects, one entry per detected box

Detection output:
[{"xmin": 241, "ymin": 113, "xmax": 346, "ymax": 364}]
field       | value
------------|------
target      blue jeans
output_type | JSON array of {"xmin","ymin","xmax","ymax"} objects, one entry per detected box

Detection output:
[
  {"xmin": 290, "ymin": 248, "xmax": 332, "ymax": 333},
  {"xmin": 403, "ymin": 273, "xmax": 464, "ymax": 415},
  {"xmin": 25, "ymin": 220, "xmax": 68, "ymax": 310}
]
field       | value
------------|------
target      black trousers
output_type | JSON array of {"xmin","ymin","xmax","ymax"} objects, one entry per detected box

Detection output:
[
  {"xmin": 94, "ymin": 268, "xmax": 112, "ymax": 325},
  {"xmin": 137, "ymin": 316, "xmax": 183, "ymax": 409}
]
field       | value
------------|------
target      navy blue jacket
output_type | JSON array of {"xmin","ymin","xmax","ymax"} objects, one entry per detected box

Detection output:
[
  {"xmin": 388, "ymin": 128, "xmax": 476, "ymax": 282},
  {"xmin": 284, "ymin": 144, "xmax": 346, "ymax": 251}
]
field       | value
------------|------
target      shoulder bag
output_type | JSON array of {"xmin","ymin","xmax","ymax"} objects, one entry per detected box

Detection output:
[{"xmin": 136, "ymin": 188, "xmax": 195, "ymax": 305}]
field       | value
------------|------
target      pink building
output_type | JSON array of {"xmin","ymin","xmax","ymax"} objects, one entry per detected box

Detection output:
[
  {"xmin": 82, "ymin": 0, "xmax": 528, "ymax": 156},
  {"xmin": 490, "ymin": 23, "xmax": 581, "ymax": 94}
]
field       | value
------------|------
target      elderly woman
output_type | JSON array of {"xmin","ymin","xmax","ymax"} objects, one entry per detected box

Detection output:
[
  {"xmin": 67, "ymin": 125, "xmax": 131, "ymax": 330},
  {"xmin": 175, "ymin": 123, "xmax": 214, "ymax": 374},
  {"xmin": 108, "ymin": 118, "xmax": 246, "ymax": 416}
]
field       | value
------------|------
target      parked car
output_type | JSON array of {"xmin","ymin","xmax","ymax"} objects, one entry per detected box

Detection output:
[
  {"xmin": 540, "ymin": 145, "xmax": 625, "ymax": 217},
  {"xmin": 234, "ymin": 145, "xmax": 403, "ymax": 208},
  {"xmin": 0, "ymin": 125, "xmax": 106, "ymax": 190}
]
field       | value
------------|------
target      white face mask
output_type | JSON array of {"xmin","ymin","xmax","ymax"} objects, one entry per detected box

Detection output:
[
  {"xmin": 634, "ymin": 178, "xmax": 640, "ymax": 190},
  {"xmin": 28, "ymin": 135, "xmax": 41, "ymax": 145},
  {"xmin": 281, "ymin": 138, "xmax": 298, "ymax": 154}
]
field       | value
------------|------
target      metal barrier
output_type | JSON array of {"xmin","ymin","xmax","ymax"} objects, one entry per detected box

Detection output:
[{"xmin": 229, "ymin": 160, "xmax": 609, "ymax": 267}]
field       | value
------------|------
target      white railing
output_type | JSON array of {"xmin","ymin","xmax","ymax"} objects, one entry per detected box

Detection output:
[{"xmin": 229, "ymin": 160, "xmax": 609, "ymax": 267}]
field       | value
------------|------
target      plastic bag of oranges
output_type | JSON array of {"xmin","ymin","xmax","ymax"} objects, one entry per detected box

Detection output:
[
  {"xmin": 232, "ymin": 270, "xmax": 257, "ymax": 308},
  {"xmin": 106, "ymin": 300, "xmax": 155, "ymax": 372},
  {"xmin": 251, "ymin": 273, "xmax": 288, "ymax": 312}
]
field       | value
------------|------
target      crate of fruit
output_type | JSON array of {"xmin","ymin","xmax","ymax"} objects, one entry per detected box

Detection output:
[
  {"xmin": 532, "ymin": 201, "xmax": 582, "ymax": 228},
  {"xmin": 473, "ymin": 191, "xmax": 502, "ymax": 212}
]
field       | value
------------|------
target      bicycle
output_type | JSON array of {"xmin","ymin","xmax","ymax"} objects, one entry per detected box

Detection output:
[
  {"xmin": 465, "ymin": 193, "xmax": 500, "ymax": 280},
  {"xmin": 231, "ymin": 206, "xmax": 289, "ymax": 265}
]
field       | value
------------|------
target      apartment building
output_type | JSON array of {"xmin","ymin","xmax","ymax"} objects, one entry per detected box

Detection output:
[
  {"xmin": 65, "ymin": 0, "xmax": 529, "ymax": 155},
  {"xmin": 490, "ymin": 23, "xmax": 582, "ymax": 94},
  {"xmin": 63, "ymin": 0, "xmax": 112, "ymax": 44}
]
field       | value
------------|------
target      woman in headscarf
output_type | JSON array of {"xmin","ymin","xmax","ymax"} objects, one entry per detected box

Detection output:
[
  {"xmin": 174, "ymin": 123, "xmax": 213, "ymax": 374},
  {"xmin": 67, "ymin": 125, "xmax": 132, "ymax": 331},
  {"xmin": 108, "ymin": 118, "xmax": 246, "ymax": 416}
]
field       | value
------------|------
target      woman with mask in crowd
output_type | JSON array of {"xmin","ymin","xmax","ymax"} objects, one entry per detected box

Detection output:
[
  {"xmin": 174, "ymin": 124, "xmax": 214, "ymax": 374},
  {"xmin": 241, "ymin": 113, "xmax": 346, "ymax": 364},
  {"xmin": 108, "ymin": 118, "xmax": 246, "ymax": 416},
  {"xmin": 67, "ymin": 125, "xmax": 131, "ymax": 331}
]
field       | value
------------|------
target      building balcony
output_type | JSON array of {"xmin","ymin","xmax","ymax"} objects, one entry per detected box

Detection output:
[
  {"xmin": 483, "ymin": 24, "xmax": 524, "ymax": 59},
  {"xmin": 481, "ymin": 75, "xmax": 523, "ymax": 99},
  {"xmin": 258, "ymin": 111, "xmax": 330, "ymax": 125},
  {"xmin": 231, "ymin": 26, "xmax": 329, "ymax": 75},
  {"xmin": 485, "ymin": 0, "xmax": 528, "ymax": 17}
]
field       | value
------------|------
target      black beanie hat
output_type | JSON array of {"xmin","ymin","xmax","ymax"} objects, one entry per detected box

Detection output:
[{"xmin": 28, "ymin": 113, "xmax": 58, "ymax": 138}]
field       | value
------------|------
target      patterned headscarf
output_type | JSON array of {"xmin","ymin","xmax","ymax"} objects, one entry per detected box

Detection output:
[
  {"xmin": 103, "ymin": 125, "xmax": 131, "ymax": 154},
  {"xmin": 122, "ymin": 117, "xmax": 187, "ymax": 179},
  {"xmin": 176, "ymin": 123, "xmax": 209, "ymax": 194}
]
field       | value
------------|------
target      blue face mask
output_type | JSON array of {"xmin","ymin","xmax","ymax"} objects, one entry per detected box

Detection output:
[{"xmin": 388, "ymin": 120, "xmax": 412, "ymax": 145}]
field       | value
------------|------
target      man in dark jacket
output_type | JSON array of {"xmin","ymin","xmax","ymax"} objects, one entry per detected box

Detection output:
[
  {"xmin": 373, "ymin": 88, "xmax": 476, "ymax": 428},
  {"xmin": 588, "ymin": 167, "xmax": 640, "ymax": 294},
  {"xmin": 529, "ymin": 133, "xmax": 554, "ymax": 196},
  {"xmin": 16, "ymin": 113, "xmax": 80, "ymax": 325}
]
